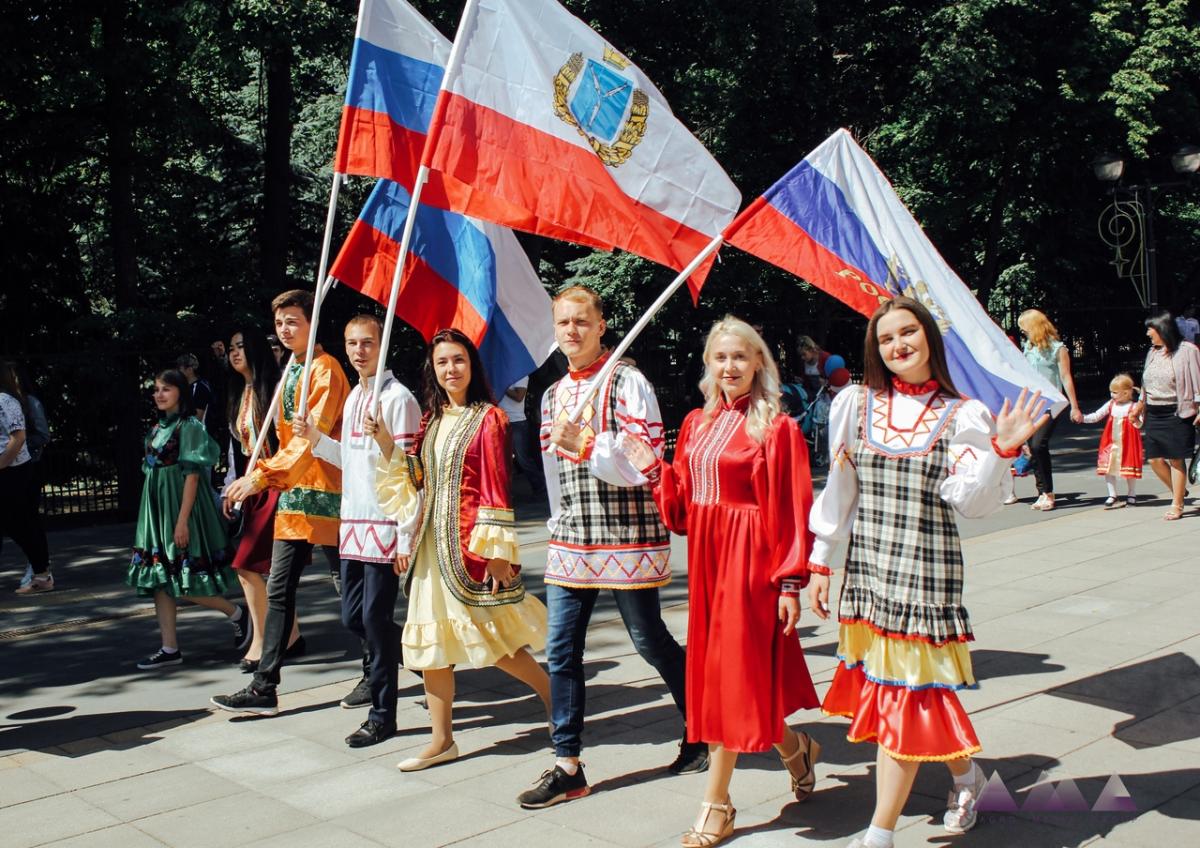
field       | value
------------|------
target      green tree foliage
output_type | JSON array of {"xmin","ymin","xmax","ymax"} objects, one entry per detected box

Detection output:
[{"xmin": 1, "ymin": 0, "xmax": 1198, "ymax": 500}]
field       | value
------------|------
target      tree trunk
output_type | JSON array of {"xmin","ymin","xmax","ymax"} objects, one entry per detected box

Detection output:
[
  {"xmin": 976, "ymin": 155, "xmax": 1012, "ymax": 310},
  {"xmin": 99, "ymin": 0, "xmax": 143, "ymax": 514},
  {"xmin": 261, "ymin": 36, "xmax": 293, "ymax": 293}
]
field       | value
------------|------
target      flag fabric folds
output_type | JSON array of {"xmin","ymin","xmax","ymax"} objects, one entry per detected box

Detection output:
[
  {"xmin": 331, "ymin": 179, "xmax": 554, "ymax": 396},
  {"xmin": 725, "ymin": 128, "xmax": 1067, "ymax": 416},
  {"xmin": 334, "ymin": 0, "xmax": 447, "ymax": 187},
  {"xmin": 425, "ymin": 0, "xmax": 742, "ymax": 297}
]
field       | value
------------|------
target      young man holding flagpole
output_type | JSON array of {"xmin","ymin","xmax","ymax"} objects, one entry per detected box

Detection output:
[
  {"xmin": 212, "ymin": 289, "xmax": 352, "ymax": 716},
  {"xmin": 294, "ymin": 313, "xmax": 422, "ymax": 746},
  {"xmin": 517, "ymin": 285, "xmax": 708, "ymax": 810}
]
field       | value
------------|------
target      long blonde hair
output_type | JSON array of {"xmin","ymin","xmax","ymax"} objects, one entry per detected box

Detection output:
[
  {"xmin": 1018, "ymin": 309, "xmax": 1060, "ymax": 351},
  {"xmin": 697, "ymin": 317, "xmax": 781, "ymax": 443}
]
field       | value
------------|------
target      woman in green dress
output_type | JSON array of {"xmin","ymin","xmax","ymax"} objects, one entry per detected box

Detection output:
[{"xmin": 127, "ymin": 369, "xmax": 247, "ymax": 669}]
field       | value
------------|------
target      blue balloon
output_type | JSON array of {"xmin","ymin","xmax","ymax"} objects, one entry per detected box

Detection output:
[{"xmin": 823, "ymin": 355, "xmax": 846, "ymax": 377}]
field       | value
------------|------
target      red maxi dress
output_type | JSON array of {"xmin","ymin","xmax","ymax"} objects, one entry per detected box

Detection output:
[{"xmin": 650, "ymin": 395, "xmax": 821, "ymax": 752}]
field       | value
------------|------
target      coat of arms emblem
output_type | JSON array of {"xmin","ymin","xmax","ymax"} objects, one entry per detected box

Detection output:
[{"xmin": 553, "ymin": 47, "xmax": 648, "ymax": 167}]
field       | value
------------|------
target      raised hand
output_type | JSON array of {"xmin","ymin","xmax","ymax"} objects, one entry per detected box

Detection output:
[{"xmin": 995, "ymin": 388, "xmax": 1050, "ymax": 453}]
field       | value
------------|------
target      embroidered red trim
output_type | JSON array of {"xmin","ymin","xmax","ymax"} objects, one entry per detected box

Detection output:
[
  {"xmin": 991, "ymin": 436, "xmax": 1021, "ymax": 459},
  {"xmin": 891, "ymin": 376, "xmax": 940, "ymax": 396}
]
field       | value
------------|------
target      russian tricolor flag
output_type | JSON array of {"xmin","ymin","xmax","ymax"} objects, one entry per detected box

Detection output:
[
  {"xmin": 331, "ymin": 0, "xmax": 554, "ymax": 395},
  {"xmin": 330, "ymin": 179, "xmax": 554, "ymax": 396},
  {"xmin": 725, "ymin": 129, "xmax": 1067, "ymax": 416}
]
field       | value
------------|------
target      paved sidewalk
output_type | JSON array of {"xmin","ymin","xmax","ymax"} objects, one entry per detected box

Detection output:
[{"xmin": 3, "ymin": 466, "xmax": 1200, "ymax": 846}]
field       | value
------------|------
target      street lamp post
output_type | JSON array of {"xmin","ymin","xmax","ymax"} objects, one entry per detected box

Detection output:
[{"xmin": 1094, "ymin": 145, "xmax": 1199, "ymax": 313}]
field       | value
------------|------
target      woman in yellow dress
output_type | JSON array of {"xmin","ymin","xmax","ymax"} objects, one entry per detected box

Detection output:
[{"xmin": 375, "ymin": 328, "xmax": 549, "ymax": 771}]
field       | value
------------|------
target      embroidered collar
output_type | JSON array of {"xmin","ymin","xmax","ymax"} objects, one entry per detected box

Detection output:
[
  {"xmin": 891, "ymin": 376, "xmax": 939, "ymax": 396},
  {"xmin": 569, "ymin": 349, "xmax": 611, "ymax": 380},
  {"xmin": 720, "ymin": 393, "xmax": 752, "ymax": 412}
]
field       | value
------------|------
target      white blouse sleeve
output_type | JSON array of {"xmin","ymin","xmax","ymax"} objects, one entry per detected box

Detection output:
[
  {"xmin": 1081, "ymin": 400, "xmax": 1112, "ymax": 425},
  {"xmin": 590, "ymin": 368, "xmax": 665, "ymax": 488},
  {"xmin": 808, "ymin": 387, "xmax": 861, "ymax": 566},
  {"xmin": 939, "ymin": 399, "xmax": 1012, "ymax": 518}
]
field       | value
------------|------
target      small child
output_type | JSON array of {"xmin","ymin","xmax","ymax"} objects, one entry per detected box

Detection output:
[{"xmin": 1080, "ymin": 373, "xmax": 1143, "ymax": 508}]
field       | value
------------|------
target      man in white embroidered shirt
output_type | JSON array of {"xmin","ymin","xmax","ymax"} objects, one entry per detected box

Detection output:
[{"xmin": 297, "ymin": 314, "xmax": 421, "ymax": 747}]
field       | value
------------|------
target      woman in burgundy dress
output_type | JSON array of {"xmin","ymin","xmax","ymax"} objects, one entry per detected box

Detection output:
[{"xmin": 624, "ymin": 316, "xmax": 821, "ymax": 848}]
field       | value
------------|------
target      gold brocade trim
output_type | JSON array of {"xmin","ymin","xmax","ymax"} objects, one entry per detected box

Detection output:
[
  {"xmin": 416, "ymin": 404, "xmax": 525, "ymax": 608},
  {"xmin": 475, "ymin": 505, "xmax": 515, "ymax": 526}
]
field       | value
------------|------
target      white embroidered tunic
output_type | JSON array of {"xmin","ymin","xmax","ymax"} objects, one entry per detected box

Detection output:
[{"xmin": 311, "ymin": 371, "xmax": 422, "ymax": 563}]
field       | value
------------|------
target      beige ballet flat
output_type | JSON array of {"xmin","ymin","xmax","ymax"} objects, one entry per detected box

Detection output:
[{"xmin": 397, "ymin": 741, "xmax": 459, "ymax": 772}]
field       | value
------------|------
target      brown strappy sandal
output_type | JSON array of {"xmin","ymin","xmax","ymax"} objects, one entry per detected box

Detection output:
[
  {"xmin": 681, "ymin": 799, "xmax": 735, "ymax": 847},
  {"xmin": 778, "ymin": 730, "xmax": 821, "ymax": 802}
]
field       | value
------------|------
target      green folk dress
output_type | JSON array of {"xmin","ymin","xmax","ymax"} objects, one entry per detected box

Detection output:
[{"xmin": 126, "ymin": 414, "xmax": 234, "ymax": 598}]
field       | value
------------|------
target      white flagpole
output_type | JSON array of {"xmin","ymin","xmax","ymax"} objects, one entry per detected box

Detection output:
[
  {"xmin": 566, "ymin": 233, "xmax": 726, "ymax": 425},
  {"xmin": 370, "ymin": 0, "xmax": 482, "ymax": 411},
  {"xmin": 297, "ymin": 171, "xmax": 345, "ymax": 418}
]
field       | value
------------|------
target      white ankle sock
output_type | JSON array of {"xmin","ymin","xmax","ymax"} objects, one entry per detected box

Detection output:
[
  {"xmin": 229, "ymin": 606, "xmax": 244, "ymax": 622},
  {"xmin": 160, "ymin": 646, "xmax": 179, "ymax": 654},
  {"xmin": 864, "ymin": 825, "xmax": 893, "ymax": 847},
  {"xmin": 953, "ymin": 760, "xmax": 979, "ymax": 788},
  {"xmin": 555, "ymin": 758, "xmax": 578, "ymax": 775}
]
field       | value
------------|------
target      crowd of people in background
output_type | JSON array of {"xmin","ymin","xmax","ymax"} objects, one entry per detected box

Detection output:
[{"xmin": 3, "ymin": 290, "xmax": 1200, "ymax": 848}]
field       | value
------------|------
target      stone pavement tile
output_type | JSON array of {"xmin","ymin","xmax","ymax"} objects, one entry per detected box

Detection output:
[
  {"xmin": 151, "ymin": 718, "xmax": 294, "ymax": 761},
  {"xmin": 334, "ymin": 786, "xmax": 524, "ymax": 847},
  {"xmin": 969, "ymin": 714, "xmax": 1100, "ymax": 762},
  {"xmin": 76, "ymin": 762, "xmax": 241, "ymax": 821},
  {"xmin": 983, "ymin": 692, "xmax": 1138, "ymax": 732},
  {"xmin": 258, "ymin": 762, "xmax": 438, "ymax": 819},
  {"xmin": 0, "ymin": 794, "xmax": 119, "ymax": 848},
  {"xmin": 1032, "ymin": 633, "xmax": 1164, "ymax": 669},
  {"xmin": 535, "ymin": 772, "xmax": 701, "ymax": 847},
  {"xmin": 1099, "ymin": 797, "xmax": 1200, "ymax": 847},
  {"xmin": 23, "ymin": 743, "xmax": 185, "ymax": 792},
  {"xmin": 243, "ymin": 822, "xmax": 388, "ymax": 848},
  {"xmin": 1031, "ymin": 735, "xmax": 1200, "ymax": 807},
  {"xmin": 135, "ymin": 792, "xmax": 318, "ymax": 848},
  {"xmin": 1116, "ymin": 707, "xmax": 1200, "ymax": 753},
  {"xmin": 43, "ymin": 824, "xmax": 167, "ymax": 848},
  {"xmin": 449, "ymin": 814, "xmax": 623, "ymax": 847},
  {"xmin": 0, "ymin": 766, "xmax": 62, "ymax": 808},
  {"xmin": 1045, "ymin": 650, "xmax": 1200, "ymax": 709},
  {"xmin": 198, "ymin": 737, "xmax": 359, "ymax": 787}
]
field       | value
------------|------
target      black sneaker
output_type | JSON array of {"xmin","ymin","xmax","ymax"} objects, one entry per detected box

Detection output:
[
  {"xmin": 232, "ymin": 605, "xmax": 253, "ymax": 651},
  {"xmin": 210, "ymin": 685, "xmax": 279, "ymax": 716},
  {"xmin": 668, "ymin": 739, "xmax": 710, "ymax": 775},
  {"xmin": 340, "ymin": 676, "xmax": 372, "ymax": 709},
  {"xmin": 137, "ymin": 648, "xmax": 183, "ymax": 670},
  {"xmin": 517, "ymin": 764, "xmax": 590, "ymax": 809}
]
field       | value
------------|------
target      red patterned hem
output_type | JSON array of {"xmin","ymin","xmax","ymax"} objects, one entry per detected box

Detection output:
[
  {"xmin": 839, "ymin": 616, "xmax": 974, "ymax": 647},
  {"xmin": 821, "ymin": 663, "xmax": 980, "ymax": 761}
]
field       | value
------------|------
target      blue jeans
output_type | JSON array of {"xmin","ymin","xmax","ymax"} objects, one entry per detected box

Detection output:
[{"xmin": 545, "ymin": 582, "xmax": 687, "ymax": 757}]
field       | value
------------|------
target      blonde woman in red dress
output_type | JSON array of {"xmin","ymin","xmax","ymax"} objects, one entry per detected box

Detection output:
[{"xmin": 624, "ymin": 316, "xmax": 821, "ymax": 847}]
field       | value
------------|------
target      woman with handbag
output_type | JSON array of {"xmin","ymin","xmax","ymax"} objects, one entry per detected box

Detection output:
[
  {"xmin": 375, "ymin": 328, "xmax": 549, "ymax": 771},
  {"xmin": 1135, "ymin": 312, "xmax": 1200, "ymax": 520}
]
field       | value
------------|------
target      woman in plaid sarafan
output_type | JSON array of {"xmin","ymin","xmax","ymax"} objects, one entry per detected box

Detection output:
[{"xmin": 807, "ymin": 298, "xmax": 1048, "ymax": 848}]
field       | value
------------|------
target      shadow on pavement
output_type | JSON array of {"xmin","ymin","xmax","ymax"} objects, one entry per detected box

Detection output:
[
  {"xmin": 1048, "ymin": 652, "xmax": 1200, "ymax": 748},
  {"xmin": 0, "ymin": 708, "xmax": 207, "ymax": 753}
]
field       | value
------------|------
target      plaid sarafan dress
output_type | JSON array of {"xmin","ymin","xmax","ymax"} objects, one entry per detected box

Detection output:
[{"xmin": 809, "ymin": 379, "xmax": 1012, "ymax": 761}]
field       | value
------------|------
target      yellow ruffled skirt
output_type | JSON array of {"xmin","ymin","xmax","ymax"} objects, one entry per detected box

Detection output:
[{"xmin": 402, "ymin": 542, "xmax": 548, "ymax": 671}]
